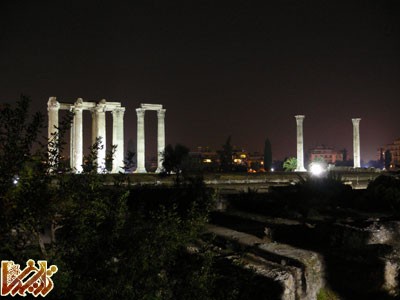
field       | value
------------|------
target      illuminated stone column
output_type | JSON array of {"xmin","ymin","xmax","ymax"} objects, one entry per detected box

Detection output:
[
  {"xmin": 135, "ymin": 108, "xmax": 146, "ymax": 173},
  {"xmin": 295, "ymin": 115, "xmax": 306, "ymax": 172},
  {"xmin": 95, "ymin": 100, "xmax": 107, "ymax": 172},
  {"xmin": 156, "ymin": 109, "xmax": 166, "ymax": 173},
  {"xmin": 47, "ymin": 97, "xmax": 60, "ymax": 171},
  {"xmin": 72, "ymin": 98, "xmax": 84, "ymax": 173},
  {"xmin": 91, "ymin": 109, "xmax": 97, "ymax": 146},
  {"xmin": 112, "ymin": 107, "xmax": 125, "ymax": 173},
  {"xmin": 352, "ymin": 118, "xmax": 361, "ymax": 168},
  {"xmin": 70, "ymin": 109, "xmax": 75, "ymax": 169}
]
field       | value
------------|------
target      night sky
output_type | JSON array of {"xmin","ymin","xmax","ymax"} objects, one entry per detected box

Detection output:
[{"xmin": 1, "ymin": 1, "xmax": 399, "ymax": 162}]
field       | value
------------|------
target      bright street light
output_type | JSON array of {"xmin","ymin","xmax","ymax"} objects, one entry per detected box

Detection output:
[{"xmin": 309, "ymin": 163, "xmax": 325, "ymax": 176}]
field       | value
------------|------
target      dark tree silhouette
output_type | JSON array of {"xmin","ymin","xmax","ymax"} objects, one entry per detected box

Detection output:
[
  {"xmin": 218, "ymin": 136, "xmax": 233, "ymax": 172},
  {"xmin": 162, "ymin": 144, "xmax": 190, "ymax": 183},
  {"xmin": 0, "ymin": 95, "xmax": 44, "ymax": 191},
  {"xmin": 263, "ymin": 138, "xmax": 272, "ymax": 172},
  {"xmin": 342, "ymin": 148, "xmax": 348, "ymax": 162}
]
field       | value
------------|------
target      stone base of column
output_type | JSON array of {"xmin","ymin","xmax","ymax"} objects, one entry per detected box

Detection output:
[
  {"xmin": 155, "ymin": 167, "xmax": 164, "ymax": 173},
  {"xmin": 111, "ymin": 166, "xmax": 125, "ymax": 174},
  {"xmin": 295, "ymin": 167, "xmax": 307, "ymax": 172},
  {"xmin": 134, "ymin": 167, "xmax": 147, "ymax": 174}
]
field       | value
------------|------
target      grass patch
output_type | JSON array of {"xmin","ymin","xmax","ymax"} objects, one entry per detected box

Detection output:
[{"xmin": 317, "ymin": 287, "xmax": 341, "ymax": 300}]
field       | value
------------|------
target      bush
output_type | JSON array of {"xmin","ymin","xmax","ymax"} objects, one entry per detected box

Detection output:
[
  {"xmin": 47, "ymin": 173, "xmax": 216, "ymax": 299},
  {"xmin": 366, "ymin": 175, "xmax": 400, "ymax": 215}
]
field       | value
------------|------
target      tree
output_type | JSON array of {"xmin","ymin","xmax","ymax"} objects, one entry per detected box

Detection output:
[
  {"xmin": 123, "ymin": 150, "xmax": 136, "ymax": 173},
  {"xmin": 385, "ymin": 149, "xmax": 392, "ymax": 170},
  {"xmin": 367, "ymin": 175, "xmax": 400, "ymax": 215},
  {"xmin": 0, "ymin": 95, "xmax": 44, "ymax": 191},
  {"xmin": 342, "ymin": 148, "xmax": 348, "ymax": 162},
  {"xmin": 126, "ymin": 138, "xmax": 135, "ymax": 153},
  {"xmin": 162, "ymin": 144, "xmax": 190, "ymax": 182},
  {"xmin": 0, "ymin": 96, "xmax": 48, "ymax": 261},
  {"xmin": 50, "ymin": 139, "xmax": 214, "ymax": 299},
  {"xmin": 218, "ymin": 136, "xmax": 233, "ymax": 172},
  {"xmin": 283, "ymin": 157, "xmax": 297, "ymax": 172},
  {"xmin": 250, "ymin": 161, "xmax": 261, "ymax": 172},
  {"xmin": 263, "ymin": 138, "xmax": 272, "ymax": 172}
]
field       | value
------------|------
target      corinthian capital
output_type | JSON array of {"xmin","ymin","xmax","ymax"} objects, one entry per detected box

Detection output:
[{"xmin": 47, "ymin": 97, "xmax": 60, "ymax": 110}]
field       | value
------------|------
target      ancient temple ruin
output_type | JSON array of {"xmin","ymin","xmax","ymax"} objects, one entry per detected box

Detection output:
[
  {"xmin": 48, "ymin": 98, "xmax": 166, "ymax": 174},
  {"xmin": 47, "ymin": 97, "xmax": 125, "ymax": 173}
]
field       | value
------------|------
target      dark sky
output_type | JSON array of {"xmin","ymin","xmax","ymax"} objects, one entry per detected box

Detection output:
[{"xmin": 1, "ymin": 1, "xmax": 399, "ymax": 161}]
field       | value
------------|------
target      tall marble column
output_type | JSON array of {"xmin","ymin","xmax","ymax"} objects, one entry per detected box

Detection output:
[
  {"xmin": 295, "ymin": 115, "xmax": 306, "ymax": 172},
  {"xmin": 156, "ymin": 109, "xmax": 166, "ymax": 173},
  {"xmin": 95, "ymin": 100, "xmax": 107, "ymax": 172},
  {"xmin": 135, "ymin": 108, "xmax": 146, "ymax": 173},
  {"xmin": 73, "ymin": 99, "xmax": 84, "ymax": 173},
  {"xmin": 91, "ymin": 109, "xmax": 97, "ymax": 146},
  {"xmin": 47, "ymin": 97, "xmax": 60, "ymax": 171},
  {"xmin": 352, "ymin": 118, "xmax": 361, "ymax": 168},
  {"xmin": 112, "ymin": 107, "xmax": 125, "ymax": 173},
  {"xmin": 70, "ymin": 109, "xmax": 75, "ymax": 169}
]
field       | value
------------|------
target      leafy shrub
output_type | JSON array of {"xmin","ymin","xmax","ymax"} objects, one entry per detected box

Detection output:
[{"xmin": 366, "ymin": 175, "xmax": 400, "ymax": 215}]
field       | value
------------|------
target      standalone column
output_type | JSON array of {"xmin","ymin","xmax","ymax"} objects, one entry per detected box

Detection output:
[
  {"xmin": 95, "ymin": 100, "xmax": 107, "ymax": 172},
  {"xmin": 73, "ymin": 99, "xmax": 84, "ymax": 173},
  {"xmin": 70, "ymin": 109, "xmax": 75, "ymax": 169},
  {"xmin": 112, "ymin": 107, "xmax": 125, "ymax": 173},
  {"xmin": 135, "ymin": 108, "xmax": 146, "ymax": 173},
  {"xmin": 47, "ymin": 97, "xmax": 60, "ymax": 171},
  {"xmin": 295, "ymin": 115, "xmax": 306, "ymax": 171},
  {"xmin": 156, "ymin": 109, "xmax": 166, "ymax": 173},
  {"xmin": 352, "ymin": 118, "xmax": 361, "ymax": 168}
]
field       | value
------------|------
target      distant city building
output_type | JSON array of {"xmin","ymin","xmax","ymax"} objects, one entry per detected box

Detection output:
[
  {"xmin": 308, "ymin": 145, "xmax": 344, "ymax": 164},
  {"xmin": 191, "ymin": 146, "xmax": 219, "ymax": 164},
  {"xmin": 247, "ymin": 152, "xmax": 265, "ymax": 172},
  {"xmin": 189, "ymin": 146, "xmax": 219, "ymax": 171},
  {"xmin": 232, "ymin": 148, "xmax": 268, "ymax": 172},
  {"xmin": 232, "ymin": 148, "xmax": 249, "ymax": 168},
  {"xmin": 379, "ymin": 138, "xmax": 400, "ymax": 168},
  {"xmin": 190, "ymin": 146, "xmax": 266, "ymax": 172}
]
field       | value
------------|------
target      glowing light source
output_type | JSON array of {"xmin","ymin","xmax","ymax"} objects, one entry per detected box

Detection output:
[
  {"xmin": 13, "ymin": 175, "xmax": 19, "ymax": 185},
  {"xmin": 310, "ymin": 163, "xmax": 324, "ymax": 176}
]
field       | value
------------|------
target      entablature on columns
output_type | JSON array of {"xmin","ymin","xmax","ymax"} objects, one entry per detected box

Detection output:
[
  {"xmin": 140, "ymin": 103, "xmax": 163, "ymax": 111},
  {"xmin": 104, "ymin": 102, "xmax": 123, "ymax": 111},
  {"xmin": 52, "ymin": 98, "xmax": 123, "ymax": 112}
]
